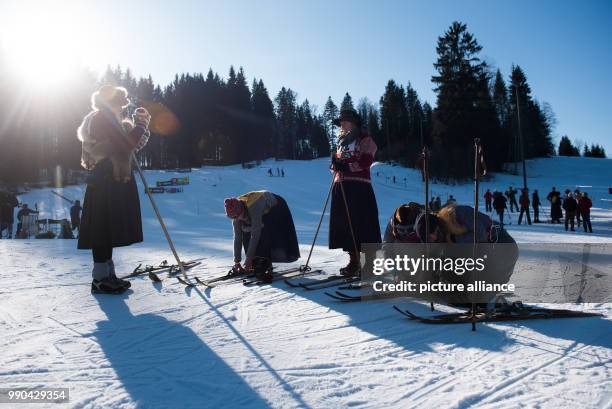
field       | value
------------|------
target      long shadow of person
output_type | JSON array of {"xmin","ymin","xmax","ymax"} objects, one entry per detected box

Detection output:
[
  {"xmin": 270, "ymin": 277, "xmax": 612, "ymax": 356},
  {"xmin": 93, "ymin": 292, "xmax": 270, "ymax": 409}
]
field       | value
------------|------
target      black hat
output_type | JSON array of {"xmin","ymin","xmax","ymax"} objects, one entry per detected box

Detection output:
[{"xmin": 332, "ymin": 109, "xmax": 362, "ymax": 127}]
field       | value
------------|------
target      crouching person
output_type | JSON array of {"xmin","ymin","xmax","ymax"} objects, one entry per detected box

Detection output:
[
  {"xmin": 77, "ymin": 85, "xmax": 151, "ymax": 294},
  {"xmin": 382, "ymin": 203, "xmax": 424, "ymax": 245},
  {"xmin": 414, "ymin": 204, "xmax": 519, "ymax": 307},
  {"xmin": 224, "ymin": 191, "xmax": 300, "ymax": 283}
]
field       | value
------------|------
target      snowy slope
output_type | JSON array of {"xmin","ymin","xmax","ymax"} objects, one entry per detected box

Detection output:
[{"xmin": 1, "ymin": 157, "xmax": 611, "ymax": 409}]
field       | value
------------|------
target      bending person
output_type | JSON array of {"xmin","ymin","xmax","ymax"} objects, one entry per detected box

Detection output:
[{"xmin": 225, "ymin": 191, "xmax": 300, "ymax": 283}]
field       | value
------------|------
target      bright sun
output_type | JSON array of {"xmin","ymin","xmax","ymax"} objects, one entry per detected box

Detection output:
[{"xmin": 1, "ymin": 3, "xmax": 87, "ymax": 90}]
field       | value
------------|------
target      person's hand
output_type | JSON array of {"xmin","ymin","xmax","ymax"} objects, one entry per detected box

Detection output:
[
  {"xmin": 134, "ymin": 107, "xmax": 151, "ymax": 128},
  {"xmin": 332, "ymin": 160, "xmax": 348, "ymax": 172}
]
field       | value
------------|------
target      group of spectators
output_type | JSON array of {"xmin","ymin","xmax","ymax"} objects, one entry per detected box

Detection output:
[
  {"xmin": 481, "ymin": 186, "xmax": 593, "ymax": 233},
  {"xmin": 0, "ymin": 190, "xmax": 40, "ymax": 239},
  {"xmin": 0, "ymin": 189, "xmax": 83, "ymax": 239}
]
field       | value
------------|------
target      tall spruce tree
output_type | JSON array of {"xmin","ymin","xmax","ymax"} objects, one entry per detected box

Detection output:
[
  {"xmin": 251, "ymin": 79, "xmax": 276, "ymax": 160},
  {"xmin": 509, "ymin": 65, "xmax": 554, "ymax": 160},
  {"xmin": 323, "ymin": 96, "xmax": 339, "ymax": 149},
  {"xmin": 340, "ymin": 92, "xmax": 354, "ymax": 111},
  {"xmin": 275, "ymin": 87, "xmax": 298, "ymax": 159},
  {"xmin": 558, "ymin": 136, "xmax": 580, "ymax": 156},
  {"xmin": 379, "ymin": 80, "xmax": 408, "ymax": 161},
  {"xmin": 405, "ymin": 82, "xmax": 424, "ymax": 163},
  {"xmin": 430, "ymin": 21, "xmax": 489, "ymax": 179}
]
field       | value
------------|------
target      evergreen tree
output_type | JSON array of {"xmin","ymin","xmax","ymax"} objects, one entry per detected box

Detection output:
[
  {"xmin": 366, "ymin": 104, "xmax": 381, "ymax": 143},
  {"xmin": 295, "ymin": 99, "xmax": 313, "ymax": 159},
  {"xmin": 558, "ymin": 136, "xmax": 580, "ymax": 156},
  {"xmin": 340, "ymin": 92, "xmax": 354, "ymax": 111},
  {"xmin": 275, "ymin": 87, "xmax": 298, "ymax": 159},
  {"xmin": 421, "ymin": 102, "xmax": 433, "ymax": 148},
  {"xmin": 405, "ymin": 82, "xmax": 424, "ymax": 163},
  {"xmin": 310, "ymin": 115, "xmax": 331, "ymax": 157},
  {"xmin": 251, "ymin": 78, "xmax": 276, "ymax": 159},
  {"xmin": 357, "ymin": 98, "xmax": 371, "ymax": 129},
  {"xmin": 509, "ymin": 65, "xmax": 554, "ymax": 160},
  {"xmin": 379, "ymin": 80, "xmax": 408, "ymax": 161},
  {"xmin": 323, "ymin": 96, "xmax": 338, "ymax": 149},
  {"xmin": 430, "ymin": 21, "xmax": 488, "ymax": 178},
  {"xmin": 585, "ymin": 144, "xmax": 606, "ymax": 158},
  {"xmin": 492, "ymin": 69, "xmax": 509, "ymax": 125}
]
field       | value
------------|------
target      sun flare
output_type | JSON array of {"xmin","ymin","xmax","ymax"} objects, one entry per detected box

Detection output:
[{"xmin": 0, "ymin": 4, "xmax": 87, "ymax": 90}]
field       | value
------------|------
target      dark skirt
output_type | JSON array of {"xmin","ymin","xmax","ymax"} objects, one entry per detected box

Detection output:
[
  {"xmin": 77, "ymin": 159, "xmax": 143, "ymax": 250},
  {"xmin": 242, "ymin": 195, "xmax": 300, "ymax": 263},
  {"xmin": 329, "ymin": 180, "xmax": 381, "ymax": 252},
  {"xmin": 551, "ymin": 204, "xmax": 563, "ymax": 220}
]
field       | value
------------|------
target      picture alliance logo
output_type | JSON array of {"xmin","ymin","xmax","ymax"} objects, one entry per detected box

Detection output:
[{"xmin": 372, "ymin": 254, "xmax": 488, "ymax": 276}]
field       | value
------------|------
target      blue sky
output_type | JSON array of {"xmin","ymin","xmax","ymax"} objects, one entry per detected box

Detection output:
[{"xmin": 1, "ymin": 0, "xmax": 610, "ymax": 152}]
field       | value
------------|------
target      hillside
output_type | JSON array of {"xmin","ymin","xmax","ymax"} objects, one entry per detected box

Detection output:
[{"xmin": 1, "ymin": 156, "xmax": 611, "ymax": 408}]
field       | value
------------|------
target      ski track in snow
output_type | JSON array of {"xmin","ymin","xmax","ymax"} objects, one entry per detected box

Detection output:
[{"xmin": 1, "ymin": 157, "xmax": 611, "ymax": 408}]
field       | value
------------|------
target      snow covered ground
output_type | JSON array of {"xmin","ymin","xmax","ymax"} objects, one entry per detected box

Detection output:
[{"xmin": 1, "ymin": 156, "xmax": 611, "ymax": 408}]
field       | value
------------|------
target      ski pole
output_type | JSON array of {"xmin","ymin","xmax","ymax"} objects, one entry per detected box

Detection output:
[
  {"xmin": 471, "ymin": 138, "xmax": 487, "ymax": 332},
  {"xmin": 301, "ymin": 174, "xmax": 335, "ymax": 273},
  {"xmin": 131, "ymin": 153, "xmax": 188, "ymax": 279},
  {"xmin": 421, "ymin": 147, "xmax": 434, "ymax": 311},
  {"xmin": 338, "ymin": 177, "xmax": 360, "ymax": 273},
  {"xmin": 51, "ymin": 190, "xmax": 74, "ymax": 204}
]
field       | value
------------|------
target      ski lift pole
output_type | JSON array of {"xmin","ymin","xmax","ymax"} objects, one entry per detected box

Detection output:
[{"xmin": 131, "ymin": 153, "xmax": 187, "ymax": 279}]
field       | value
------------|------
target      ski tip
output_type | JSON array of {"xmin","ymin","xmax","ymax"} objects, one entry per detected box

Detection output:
[{"xmin": 177, "ymin": 278, "xmax": 195, "ymax": 287}]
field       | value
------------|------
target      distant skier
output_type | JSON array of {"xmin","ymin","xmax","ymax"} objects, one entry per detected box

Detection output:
[
  {"xmin": 70, "ymin": 200, "xmax": 82, "ymax": 232},
  {"xmin": 578, "ymin": 192, "xmax": 593, "ymax": 233},
  {"xmin": 77, "ymin": 85, "xmax": 151, "ymax": 294},
  {"xmin": 562, "ymin": 192, "xmax": 578, "ymax": 231},
  {"xmin": 484, "ymin": 189, "xmax": 492, "ymax": 212},
  {"xmin": 506, "ymin": 187, "xmax": 518, "ymax": 212},
  {"xmin": 329, "ymin": 109, "xmax": 381, "ymax": 277},
  {"xmin": 267, "ymin": 168, "xmax": 273, "ymax": 177},
  {"xmin": 434, "ymin": 196, "xmax": 442, "ymax": 212},
  {"xmin": 224, "ymin": 190, "xmax": 300, "ymax": 283},
  {"xmin": 445, "ymin": 195, "xmax": 457, "ymax": 206},
  {"xmin": 16, "ymin": 204, "xmax": 39, "ymax": 237},
  {"xmin": 492, "ymin": 191, "xmax": 508, "ymax": 226},
  {"xmin": 574, "ymin": 189, "xmax": 582, "ymax": 227},
  {"xmin": 517, "ymin": 188, "xmax": 531, "ymax": 225},
  {"xmin": 547, "ymin": 187, "xmax": 562, "ymax": 223},
  {"xmin": 532, "ymin": 189, "xmax": 541, "ymax": 223},
  {"xmin": 281, "ymin": 168, "xmax": 285, "ymax": 177}
]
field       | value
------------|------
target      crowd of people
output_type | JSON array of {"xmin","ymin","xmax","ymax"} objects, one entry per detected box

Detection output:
[
  {"xmin": 0, "ymin": 192, "xmax": 43, "ymax": 239},
  {"xmin": 267, "ymin": 168, "xmax": 285, "ymax": 177},
  {"xmin": 0, "ymin": 192, "xmax": 83, "ymax": 239},
  {"xmin": 479, "ymin": 186, "xmax": 593, "ymax": 233}
]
